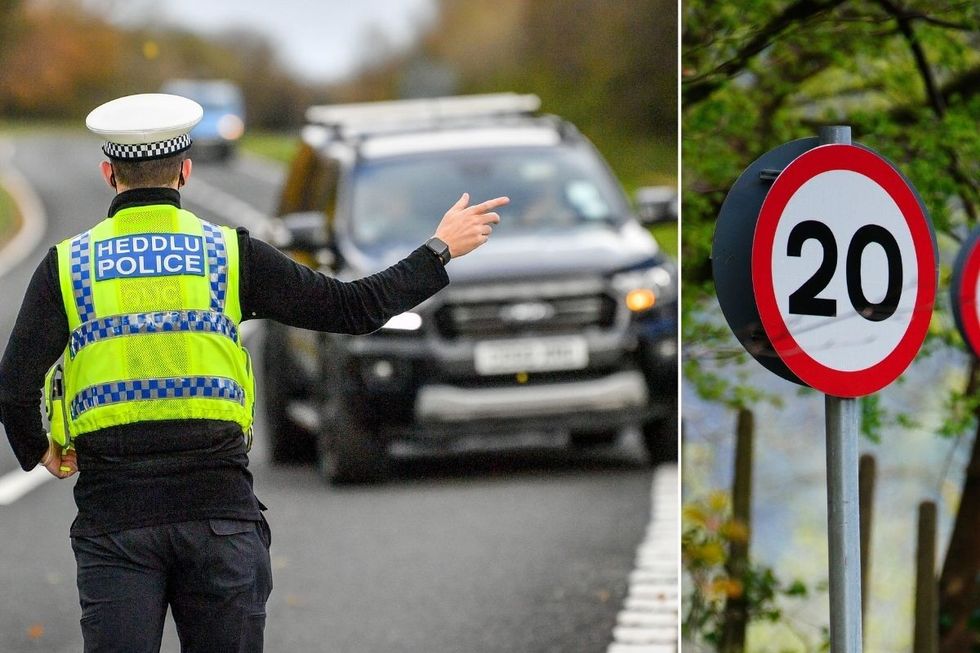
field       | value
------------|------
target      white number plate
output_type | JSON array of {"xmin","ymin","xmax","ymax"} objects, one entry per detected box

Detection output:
[{"xmin": 474, "ymin": 337, "xmax": 589, "ymax": 375}]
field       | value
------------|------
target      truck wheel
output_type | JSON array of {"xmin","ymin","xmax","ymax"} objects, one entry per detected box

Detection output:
[
  {"xmin": 317, "ymin": 383, "xmax": 388, "ymax": 485},
  {"xmin": 642, "ymin": 414, "xmax": 678, "ymax": 466},
  {"xmin": 263, "ymin": 324, "xmax": 316, "ymax": 464}
]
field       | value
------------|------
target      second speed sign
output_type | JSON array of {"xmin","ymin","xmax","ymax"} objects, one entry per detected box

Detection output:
[
  {"xmin": 950, "ymin": 226, "xmax": 980, "ymax": 357},
  {"xmin": 751, "ymin": 144, "xmax": 936, "ymax": 397}
]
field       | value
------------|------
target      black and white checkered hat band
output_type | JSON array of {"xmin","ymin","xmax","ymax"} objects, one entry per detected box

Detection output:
[{"xmin": 102, "ymin": 133, "xmax": 192, "ymax": 160}]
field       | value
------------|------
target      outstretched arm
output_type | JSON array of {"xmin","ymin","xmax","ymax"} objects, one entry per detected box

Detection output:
[{"xmin": 241, "ymin": 194, "xmax": 508, "ymax": 334}]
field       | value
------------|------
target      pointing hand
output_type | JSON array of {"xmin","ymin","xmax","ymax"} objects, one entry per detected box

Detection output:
[{"xmin": 433, "ymin": 193, "xmax": 509, "ymax": 260}]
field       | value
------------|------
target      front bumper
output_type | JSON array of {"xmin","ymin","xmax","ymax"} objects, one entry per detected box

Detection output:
[{"xmin": 414, "ymin": 370, "xmax": 648, "ymax": 424}]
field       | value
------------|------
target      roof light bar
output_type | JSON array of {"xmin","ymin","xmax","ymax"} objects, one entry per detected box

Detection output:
[{"xmin": 305, "ymin": 93, "xmax": 541, "ymax": 134}]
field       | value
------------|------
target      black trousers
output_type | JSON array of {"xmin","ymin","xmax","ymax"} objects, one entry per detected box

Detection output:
[{"xmin": 71, "ymin": 518, "xmax": 273, "ymax": 653}]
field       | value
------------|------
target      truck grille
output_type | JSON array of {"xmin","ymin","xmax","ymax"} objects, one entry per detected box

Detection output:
[{"xmin": 435, "ymin": 293, "xmax": 616, "ymax": 338}]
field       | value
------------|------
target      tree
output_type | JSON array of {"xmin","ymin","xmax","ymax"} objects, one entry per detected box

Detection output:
[
  {"xmin": 682, "ymin": 1, "xmax": 979, "ymax": 648},
  {"xmin": 0, "ymin": 0, "xmax": 312, "ymax": 129},
  {"xmin": 331, "ymin": 0, "xmax": 678, "ymax": 188}
]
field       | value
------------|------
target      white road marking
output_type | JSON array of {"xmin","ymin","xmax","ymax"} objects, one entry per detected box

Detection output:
[
  {"xmin": 233, "ymin": 152, "xmax": 286, "ymax": 185},
  {"xmin": 0, "ymin": 140, "xmax": 47, "ymax": 278},
  {"xmin": 608, "ymin": 463, "xmax": 678, "ymax": 653},
  {"xmin": 0, "ymin": 467, "xmax": 54, "ymax": 506},
  {"xmin": 0, "ymin": 140, "xmax": 55, "ymax": 506},
  {"xmin": 181, "ymin": 175, "xmax": 269, "ymax": 232},
  {"xmin": 608, "ymin": 644, "xmax": 676, "ymax": 653}
]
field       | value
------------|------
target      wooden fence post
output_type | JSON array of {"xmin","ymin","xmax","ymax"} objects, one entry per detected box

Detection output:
[
  {"xmin": 721, "ymin": 408, "xmax": 754, "ymax": 653},
  {"xmin": 859, "ymin": 453, "xmax": 876, "ymax": 638},
  {"xmin": 914, "ymin": 501, "xmax": 938, "ymax": 653}
]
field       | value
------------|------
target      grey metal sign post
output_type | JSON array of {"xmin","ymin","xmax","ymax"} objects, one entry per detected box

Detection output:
[
  {"xmin": 819, "ymin": 126, "xmax": 863, "ymax": 653},
  {"xmin": 825, "ymin": 393, "xmax": 862, "ymax": 650},
  {"xmin": 713, "ymin": 125, "xmax": 938, "ymax": 653}
]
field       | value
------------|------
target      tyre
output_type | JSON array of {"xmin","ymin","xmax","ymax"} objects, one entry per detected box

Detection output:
[
  {"xmin": 317, "ymin": 350, "xmax": 389, "ymax": 485},
  {"xmin": 642, "ymin": 412, "xmax": 678, "ymax": 466},
  {"xmin": 262, "ymin": 324, "xmax": 316, "ymax": 464},
  {"xmin": 317, "ymin": 396, "xmax": 388, "ymax": 484}
]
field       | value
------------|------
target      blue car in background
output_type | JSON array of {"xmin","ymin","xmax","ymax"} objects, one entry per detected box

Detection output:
[{"xmin": 161, "ymin": 79, "xmax": 245, "ymax": 161}]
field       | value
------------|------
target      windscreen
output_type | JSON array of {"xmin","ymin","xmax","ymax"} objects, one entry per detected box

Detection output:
[{"xmin": 348, "ymin": 146, "xmax": 628, "ymax": 249}]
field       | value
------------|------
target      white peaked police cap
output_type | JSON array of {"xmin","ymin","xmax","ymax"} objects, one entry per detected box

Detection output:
[{"xmin": 86, "ymin": 93, "xmax": 203, "ymax": 161}]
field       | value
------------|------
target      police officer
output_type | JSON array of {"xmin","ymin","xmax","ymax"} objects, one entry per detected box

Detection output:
[{"xmin": 0, "ymin": 93, "xmax": 507, "ymax": 652}]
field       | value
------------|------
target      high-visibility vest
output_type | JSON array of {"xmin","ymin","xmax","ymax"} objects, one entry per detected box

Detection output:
[{"xmin": 49, "ymin": 203, "xmax": 254, "ymax": 439}]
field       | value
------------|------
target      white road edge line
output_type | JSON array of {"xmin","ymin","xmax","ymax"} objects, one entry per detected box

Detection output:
[
  {"xmin": 233, "ymin": 152, "xmax": 286, "ymax": 185},
  {"xmin": 0, "ymin": 140, "xmax": 57, "ymax": 503},
  {"xmin": 181, "ymin": 175, "xmax": 268, "ymax": 233},
  {"xmin": 607, "ymin": 463, "xmax": 679, "ymax": 653},
  {"xmin": 0, "ymin": 140, "xmax": 48, "ymax": 279},
  {"xmin": 0, "ymin": 467, "xmax": 54, "ymax": 506}
]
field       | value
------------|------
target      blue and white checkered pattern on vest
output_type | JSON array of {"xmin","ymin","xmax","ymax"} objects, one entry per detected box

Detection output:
[
  {"xmin": 67, "ymin": 221, "xmax": 237, "ymax": 420},
  {"xmin": 70, "ymin": 232, "xmax": 95, "ymax": 324},
  {"xmin": 71, "ymin": 376, "xmax": 246, "ymax": 420},
  {"xmin": 202, "ymin": 222, "xmax": 228, "ymax": 313},
  {"xmin": 69, "ymin": 310, "xmax": 239, "ymax": 359}
]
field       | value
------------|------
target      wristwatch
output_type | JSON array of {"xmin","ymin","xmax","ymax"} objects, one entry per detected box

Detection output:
[{"xmin": 425, "ymin": 237, "xmax": 451, "ymax": 266}]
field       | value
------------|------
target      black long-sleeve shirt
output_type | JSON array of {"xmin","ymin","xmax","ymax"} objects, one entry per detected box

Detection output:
[{"xmin": 0, "ymin": 188, "xmax": 449, "ymax": 535}]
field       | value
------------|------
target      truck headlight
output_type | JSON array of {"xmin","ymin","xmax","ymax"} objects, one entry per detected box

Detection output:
[
  {"xmin": 612, "ymin": 264, "xmax": 676, "ymax": 312},
  {"xmin": 381, "ymin": 311, "xmax": 422, "ymax": 331}
]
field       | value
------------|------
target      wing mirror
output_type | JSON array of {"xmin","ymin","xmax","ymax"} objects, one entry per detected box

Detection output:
[
  {"xmin": 261, "ymin": 211, "xmax": 334, "ymax": 267},
  {"xmin": 269, "ymin": 211, "xmax": 329, "ymax": 251},
  {"xmin": 634, "ymin": 186, "xmax": 677, "ymax": 225}
]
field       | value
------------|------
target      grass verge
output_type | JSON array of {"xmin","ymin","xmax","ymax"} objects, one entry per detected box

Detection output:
[
  {"xmin": 239, "ymin": 131, "xmax": 300, "ymax": 165},
  {"xmin": 650, "ymin": 223, "xmax": 678, "ymax": 258},
  {"xmin": 0, "ymin": 181, "xmax": 22, "ymax": 249}
]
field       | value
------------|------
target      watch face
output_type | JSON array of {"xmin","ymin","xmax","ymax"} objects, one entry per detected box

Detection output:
[{"xmin": 427, "ymin": 237, "xmax": 450, "ymax": 263}]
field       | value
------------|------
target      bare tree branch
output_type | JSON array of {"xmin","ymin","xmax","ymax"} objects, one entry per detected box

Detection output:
[
  {"xmin": 877, "ymin": 0, "xmax": 979, "ymax": 222},
  {"xmin": 906, "ymin": 12, "xmax": 979, "ymax": 31},
  {"xmin": 877, "ymin": 0, "xmax": 947, "ymax": 116},
  {"xmin": 683, "ymin": 0, "xmax": 849, "ymax": 106}
]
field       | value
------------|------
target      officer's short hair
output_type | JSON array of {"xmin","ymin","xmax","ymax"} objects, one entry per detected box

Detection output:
[{"xmin": 111, "ymin": 152, "xmax": 185, "ymax": 189}]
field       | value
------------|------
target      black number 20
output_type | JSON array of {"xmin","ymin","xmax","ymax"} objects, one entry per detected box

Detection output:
[{"xmin": 786, "ymin": 220, "xmax": 903, "ymax": 322}]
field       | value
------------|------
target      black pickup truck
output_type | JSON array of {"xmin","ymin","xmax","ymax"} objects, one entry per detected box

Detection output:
[{"xmin": 262, "ymin": 94, "xmax": 677, "ymax": 483}]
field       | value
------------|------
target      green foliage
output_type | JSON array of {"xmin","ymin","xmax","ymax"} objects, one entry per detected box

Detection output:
[
  {"xmin": 683, "ymin": 491, "xmax": 825, "ymax": 649},
  {"xmin": 858, "ymin": 392, "xmax": 921, "ymax": 442},
  {"xmin": 683, "ymin": 0, "xmax": 980, "ymax": 428},
  {"xmin": 650, "ymin": 223, "xmax": 678, "ymax": 258},
  {"xmin": 938, "ymin": 372, "xmax": 980, "ymax": 438}
]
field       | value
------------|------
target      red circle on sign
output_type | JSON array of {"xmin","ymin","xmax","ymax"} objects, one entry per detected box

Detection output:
[
  {"xmin": 956, "ymin": 238, "xmax": 980, "ymax": 356},
  {"xmin": 751, "ymin": 144, "xmax": 936, "ymax": 397}
]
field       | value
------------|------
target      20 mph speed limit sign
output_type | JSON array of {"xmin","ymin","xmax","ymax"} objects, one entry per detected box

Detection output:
[{"xmin": 714, "ymin": 141, "xmax": 937, "ymax": 398}]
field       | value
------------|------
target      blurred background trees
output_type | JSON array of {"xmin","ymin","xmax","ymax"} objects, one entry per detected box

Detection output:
[
  {"xmin": 0, "ymin": 0, "xmax": 676, "ymax": 187},
  {"xmin": 0, "ymin": 0, "xmax": 311, "ymax": 127}
]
